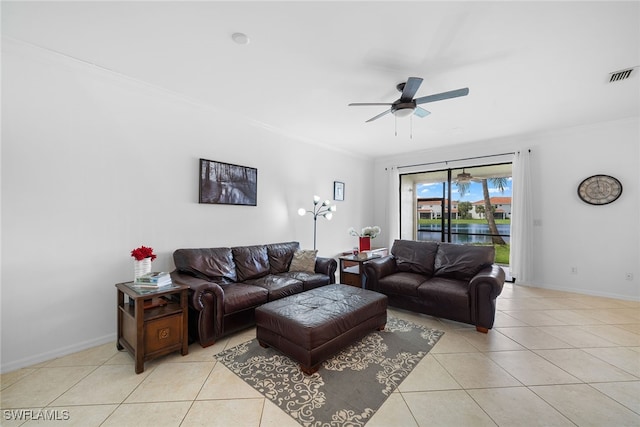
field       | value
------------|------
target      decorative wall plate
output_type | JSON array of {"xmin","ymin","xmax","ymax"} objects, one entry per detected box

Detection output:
[{"xmin": 577, "ymin": 174, "xmax": 622, "ymax": 205}]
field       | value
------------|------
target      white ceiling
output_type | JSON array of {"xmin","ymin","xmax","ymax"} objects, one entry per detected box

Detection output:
[{"xmin": 2, "ymin": 1, "xmax": 639, "ymax": 158}]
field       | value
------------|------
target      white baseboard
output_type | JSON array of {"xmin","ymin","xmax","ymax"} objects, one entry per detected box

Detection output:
[
  {"xmin": 515, "ymin": 282, "xmax": 640, "ymax": 302},
  {"xmin": 1, "ymin": 333, "xmax": 117, "ymax": 374}
]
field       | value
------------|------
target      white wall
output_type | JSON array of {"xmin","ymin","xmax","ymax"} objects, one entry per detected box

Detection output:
[
  {"xmin": 374, "ymin": 117, "xmax": 639, "ymax": 301},
  {"xmin": 0, "ymin": 40, "xmax": 375, "ymax": 372}
]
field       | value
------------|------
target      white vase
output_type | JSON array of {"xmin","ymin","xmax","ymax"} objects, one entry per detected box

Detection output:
[{"xmin": 134, "ymin": 258, "xmax": 152, "ymax": 281}]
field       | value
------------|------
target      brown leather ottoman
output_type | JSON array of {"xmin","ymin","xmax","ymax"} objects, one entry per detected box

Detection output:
[{"xmin": 255, "ymin": 284, "xmax": 387, "ymax": 375}]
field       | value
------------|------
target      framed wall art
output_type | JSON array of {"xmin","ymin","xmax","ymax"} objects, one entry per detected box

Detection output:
[
  {"xmin": 199, "ymin": 158, "xmax": 257, "ymax": 206},
  {"xmin": 334, "ymin": 181, "xmax": 345, "ymax": 201}
]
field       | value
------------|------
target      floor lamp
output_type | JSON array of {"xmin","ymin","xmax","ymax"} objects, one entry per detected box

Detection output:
[{"xmin": 298, "ymin": 195, "xmax": 336, "ymax": 250}]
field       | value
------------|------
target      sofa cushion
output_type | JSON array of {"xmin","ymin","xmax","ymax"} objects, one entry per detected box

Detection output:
[
  {"xmin": 232, "ymin": 245, "xmax": 271, "ymax": 282},
  {"xmin": 245, "ymin": 275, "xmax": 304, "ymax": 301},
  {"xmin": 219, "ymin": 283, "xmax": 269, "ymax": 313},
  {"xmin": 417, "ymin": 277, "xmax": 470, "ymax": 316},
  {"xmin": 266, "ymin": 242, "xmax": 300, "ymax": 274},
  {"xmin": 288, "ymin": 249, "xmax": 317, "ymax": 273},
  {"xmin": 434, "ymin": 243, "xmax": 495, "ymax": 281},
  {"xmin": 379, "ymin": 272, "xmax": 428, "ymax": 297},
  {"xmin": 391, "ymin": 240, "xmax": 439, "ymax": 276},
  {"xmin": 280, "ymin": 271, "xmax": 329, "ymax": 291},
  {"xmin": 173, "ymin": 247, "xmax": 237, "ymax": 283}
]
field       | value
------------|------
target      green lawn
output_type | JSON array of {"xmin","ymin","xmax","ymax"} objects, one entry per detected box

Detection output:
[{"xmin": 493, "ymin": 243, "xmax": 510, "ymax": 265}]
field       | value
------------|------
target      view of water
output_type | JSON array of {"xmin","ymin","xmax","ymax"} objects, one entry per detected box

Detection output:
[{"xmin": 417, "ymin": 223, "xmax": 511, "ymax": 244}]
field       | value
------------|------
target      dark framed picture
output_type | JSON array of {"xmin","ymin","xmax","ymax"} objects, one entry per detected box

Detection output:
[
  {"xmin": 334, "ymin": 181, "xmax": 345, "ymax": 201},
  {"xmin": 199, "ymin": 158, "xmax": 257, "ymax": 206}
]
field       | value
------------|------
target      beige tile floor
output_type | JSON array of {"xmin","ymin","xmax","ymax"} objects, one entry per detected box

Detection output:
[{"xmin": 2, "ymin": 283, "xmax": 639, "ymax": 426}]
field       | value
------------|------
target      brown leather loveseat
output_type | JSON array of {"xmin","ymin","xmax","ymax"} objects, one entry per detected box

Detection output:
[
  {"xmin": 171, "ymin": 242, "xmax": 337, "ymax": 347},
  {"xmin": 362, "ymin": 239, "xmax": 505, "ymax": 332}
]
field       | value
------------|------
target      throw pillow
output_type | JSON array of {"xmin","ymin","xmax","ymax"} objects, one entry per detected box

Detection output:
[{"xmin": 288, "ymin": 249, "xmax": 317, "ymax": 273}]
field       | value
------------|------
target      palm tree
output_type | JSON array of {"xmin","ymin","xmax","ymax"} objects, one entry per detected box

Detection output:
[{"xmin": 457, "ymin": 177, "xmax": 508, "ymax": 245}]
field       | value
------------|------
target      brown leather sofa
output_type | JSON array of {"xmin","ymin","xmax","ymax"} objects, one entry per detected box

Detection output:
[
  {"xmin": 362, "ymin": 240, "xmax": 505, "ymax": 332},
  {"xmin": 171, "ymin": 242, "xmax": 337, "ymax": 347}
]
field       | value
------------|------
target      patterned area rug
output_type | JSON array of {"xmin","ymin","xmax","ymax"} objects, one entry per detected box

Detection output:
[{"xmin": 215, "ymin": 317, "xmax": 444, "ymax": 427}]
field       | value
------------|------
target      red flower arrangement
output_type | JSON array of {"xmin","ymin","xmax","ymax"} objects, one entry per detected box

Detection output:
[{"xmin": 130, "ymin": 246, "xmax": 157, "ymax": 261}]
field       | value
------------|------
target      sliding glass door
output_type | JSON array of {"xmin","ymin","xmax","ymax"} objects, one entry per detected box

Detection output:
[{"xmin": 400, "ymin": 163, "xmax": 513, "ymax": 266}]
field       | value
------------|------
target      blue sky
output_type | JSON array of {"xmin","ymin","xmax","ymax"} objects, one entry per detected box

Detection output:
[{"xmin": 417, "ymin": 178, "xmax": 512, "ymax": 202}]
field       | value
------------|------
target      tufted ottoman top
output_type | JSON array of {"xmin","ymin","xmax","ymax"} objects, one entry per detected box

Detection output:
[{"xmin": 255, "ymin": 284, "xmax": 387, "ymax": 350}]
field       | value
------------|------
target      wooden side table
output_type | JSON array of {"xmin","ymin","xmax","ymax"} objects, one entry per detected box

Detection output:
[
  {"xmin": 339, "ymin": 248, "xmax": 389, "ymax": 288},
  {"xmin": 116, "ymin": 282, "xmax": 189, "ymax": 374},
  {"xmin": 339, "ymin": 254, "xmax": 380, "ymax": 288}
]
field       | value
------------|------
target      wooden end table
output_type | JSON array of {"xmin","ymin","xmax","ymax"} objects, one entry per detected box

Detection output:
[
  {"xmin": 116, "ymin": 282, "xmax": 189, "ymax": 373},
  {"xmin": 339, "ymin": 254, "xmax": 382, "ymax": 288}
]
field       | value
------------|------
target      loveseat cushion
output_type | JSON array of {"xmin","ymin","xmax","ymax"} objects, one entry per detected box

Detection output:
[
  {"xmin": 232, "ymin": 245, "xmax": 270, "ymax": 282},
  {"xmin": 245, "ymin": 275, "xmax": 304, "ymax": 300},
  {"xmin": 417, "ymin": 277, "xmax": 470, "ymax": 319},
  {"xmin": 266, "ymin": 242, "xmax": 299, "ymax": 274},
  {"xmin": 219, "ymin": 283, "xmax": 269, "ymax": 313},
  {"xmin": 379, "ymin": 272, "xmax": 428, "ymax": 297},
  {"xmin": 434, "ymin": 243, "xmax": 495, "ymax": 281},
  {"xmin": 391, "ymin": 240, "xmax": 439, "ymax": 276},
  {"xmin": 173, "ymin": 247, "xmax": 237, "ymax": 283}
]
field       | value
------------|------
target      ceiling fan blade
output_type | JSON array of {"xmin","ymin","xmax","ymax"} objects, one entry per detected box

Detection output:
[
  {"xmin": 348, "ymin": 102, "xmax": 393, "ymax": 106},
  {"xmin": 365, "ymin": 109, "xmax": 392, "ymax": 122},
  {"xmin": 400, "ymin": 77, "xmax": 423, "ymax": 102},
  {"xmin": 414, "ymin": 107, "xmax": 431, "ymax": 118},
  {"xmin": 414, "ymin": 87, "xmax": 469, "ymax": 105}
]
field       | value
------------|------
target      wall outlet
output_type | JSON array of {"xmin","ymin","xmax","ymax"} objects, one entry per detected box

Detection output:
[
  {"xmin": 626, "ymin": 273, "xmax": 633, "ymax": 281},
  {"xmin": 571, "ymin": 267, "xmax": 578, "ymax": 274}
]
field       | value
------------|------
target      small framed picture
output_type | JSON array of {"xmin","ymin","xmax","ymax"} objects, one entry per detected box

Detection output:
[{"xmin": 334, "ymin": 181, "xmax": 345, "ymax": 201}]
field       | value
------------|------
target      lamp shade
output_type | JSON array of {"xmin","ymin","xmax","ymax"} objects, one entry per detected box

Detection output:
[{"xmin": 298, "ymin": 208, "xmax": 306, "ymax": 216}]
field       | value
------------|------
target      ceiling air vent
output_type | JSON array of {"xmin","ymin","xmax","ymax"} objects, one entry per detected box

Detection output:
[{"xmin": 608, "ymin": 67, "xmax": 636, "ymax": 83}]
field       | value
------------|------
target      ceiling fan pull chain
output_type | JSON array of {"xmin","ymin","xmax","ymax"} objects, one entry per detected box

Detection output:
[
  {"xmin": 395, "ymin": 115, "xmax": 398, "ymax": 136},
  {"xmin": 410, "ymin": 115, "xmax": 413, "ymax": 139}
]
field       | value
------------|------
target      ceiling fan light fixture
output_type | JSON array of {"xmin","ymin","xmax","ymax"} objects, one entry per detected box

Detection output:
[
  {"xmin": 391, "ymin": 101, "xmax": 416, "ymax": 118},
  {"xmin": 394, "ymin": 108, "xmax": 414, "ymax": 118},
  {"xmin": 456, "ymin": 170, "xmax": 473, "ymax": 183}
]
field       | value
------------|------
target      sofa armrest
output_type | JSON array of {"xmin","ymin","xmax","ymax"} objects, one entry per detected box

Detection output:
[
  {"xmin": 170, "ymin": 271, "xmax": 224, "ymax": 311},
  {"xmin": 362, "ymin": 256, "xmax": 398, "ymax": 292},
  {"xmin": 170, "ymin": 271, "xmax": 225, "ymax": 346},
  {"xmin": 468, "ymin": 264, "xmax": 506, "ymax": 330},
  {"xmin": 469, "ymin": 264, "xmax": 505, "ymax": 300},
  {"xmin": 315, "ymin": 256, "xmax": 338, "ymax": 284}
]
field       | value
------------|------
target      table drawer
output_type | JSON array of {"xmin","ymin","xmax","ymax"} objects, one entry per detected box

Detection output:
[{"xmin": 145, "ymin": 313, "xmax": 183, "ymax": 354}]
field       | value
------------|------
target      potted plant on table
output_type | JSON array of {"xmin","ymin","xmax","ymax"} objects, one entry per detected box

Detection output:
[
  {"xmin": 348, "ymin": 226, "xmax": 381, "ymax": 252},
  {"xmin": 131, "ymin": 245, "xmax": 157, "ymax": 280}
]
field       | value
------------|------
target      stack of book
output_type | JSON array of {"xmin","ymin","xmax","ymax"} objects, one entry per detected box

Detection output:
[{"xmin": 133, "ymin": 272, "xmax": 173, "ymax": 289}]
